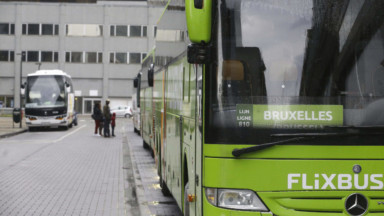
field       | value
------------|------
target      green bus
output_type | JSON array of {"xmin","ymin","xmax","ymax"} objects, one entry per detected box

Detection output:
[{"xmin": 138, "ymin": 0, "xmax": 384, "ymax": 215}]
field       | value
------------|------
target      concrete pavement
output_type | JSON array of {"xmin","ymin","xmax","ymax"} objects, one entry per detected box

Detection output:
[{"xmin": 0, "ymin": 116, "xmax": 182, "ymax": 216}]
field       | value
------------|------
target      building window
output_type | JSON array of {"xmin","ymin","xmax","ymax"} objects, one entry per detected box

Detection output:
[
  {"xmin": 0, "ymin": 23, "xmax": 15, "ymax": 35},
  {"xmin": 26, "ymin": 51, "xmax": 39, "ymax": 62},
  {"xmin": 130, "ymin": 25, "xmax": 141, "ymax": 37},
  {"xmin": 85, "ymin": 52, "xmax": 102, "ymax": 63},
  {"xmin": 55, "ymin": 25, "xmax": 59, "ymax": 35},
  {"xmin": 0, "ymin": 50, "xmax": 14, "ymax": 62},
  {"xmin": 110, "ymin": 25, "xmax": 147, "ymax": 37},
  {"xmin": 110, "ymin": 26, "xmax": 115, "ymax": 36},
  {"xmin": 110, "ymin": 52, "xmax": 129, "ymax": 64},
  {"xmin": 42, "ymin": 24, "xmax": 59, "ymax": 35},
  {"xmin": 143, "ymin": 26, "xmax": 147, "ymax": 37},
  {"xmin": 41, "ymin": 51, "xmax": 58, "ymax": 62},
  {"xmin": 42, "ymin": 24, "xmax": 53, "ymax": 35},
  {"xmin": 129, "ymin": 53, "xmax": 141, "ymax": 64},
  {"xmin": 66, "ymin": 24, "xmax": 103, "ymax": 37},
  {"xmin": 109, "ymin": 53, "xmax": 114, "ymax": 63},
  {"xmin": 66, "ymin": 51, "xmax": 102, "ymax": 63},
  {"xmin": 22, "ymin": 23, "xmax": 59, "ymax": 36},
  {"xmin": 66, "ymin": 52, "xmax": 83, "ymax": 63},
  {"xmin": 98, "ymin": 52, "xmax": 102, "ymax": 63},
  {"xmin": 21, "ymin": 51, "xmax": 58, "ymax": 62},
  {"xmin": 72, "ymin": 52, "xmax": 82, "ymax": 63},
  {"xmin": 141, "ymin": 53, "xmax": 147, "ymax": 61},
  {"xmin": 54, "ymin": 52, "xmax": 59, "ymax": 62},
  {"xmin": 28, "ymin": 24, "xmax": 39, "ymax": 35},
  {"xmin": 116, "ymin": 52, "xmax": 127, "ymax": 64},
  {"xmin": 116, "ymin": 25, "xmax": 128, "ymax": 36},
  {"xmin": 86, "ymin": 52, "xmax": 97, "ymax": 63}
]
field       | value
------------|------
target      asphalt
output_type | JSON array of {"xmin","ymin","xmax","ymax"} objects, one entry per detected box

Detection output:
[{"xmin": 0, "ymin": 117, "xmax": 28, "ymax": 138}]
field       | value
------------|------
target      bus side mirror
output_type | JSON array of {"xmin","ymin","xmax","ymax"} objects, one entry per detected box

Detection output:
[
  {"xmin": 188, "ymin": 43, "xmax": 212, "ymax": 64},
  {"xmin": 137, "ymin": 73, "xmax": 141, "ymax": 108},
  {"xmin": 133, "ymin": 78, "xmax": 138, "ymax": 88},
  {"xmin": 148, "ymin": 64, "xmax": 154, "ymax": 87},
  {"xmin": 186, "ymin": 0, "xmax": 212, "ymax": 44},
  {"xmin": 65, "ymin": 81, "xmax": 71, "ymax": 92},
  {"xmin": 21, "ymin": 82, "xmax": 26, "ymax": 95}
]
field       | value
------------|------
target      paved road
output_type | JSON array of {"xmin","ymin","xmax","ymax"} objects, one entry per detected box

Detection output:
[{"xmin": 0, "ymin": 116, "xmax": 182, "ymax": 216}]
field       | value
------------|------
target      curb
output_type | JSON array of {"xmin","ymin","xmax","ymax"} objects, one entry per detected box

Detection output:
[
  {"xmin": 0, "ymin": 129, "xmax": 28, "ymax": 139},
  {"xmin": 126, "ymin": 136, "xmax": 151, "ymax": 216}
]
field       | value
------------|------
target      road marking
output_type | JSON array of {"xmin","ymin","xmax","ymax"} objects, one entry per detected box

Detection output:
[
  {"xmin": 53, "ymin": 125, "xmax": 86, "ymax": 143},
  {"xmin": 0, "ymin": 125, "xmax": 87, "ymax": 144}
]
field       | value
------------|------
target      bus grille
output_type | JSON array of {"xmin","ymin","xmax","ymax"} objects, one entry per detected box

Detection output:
[
  {"xmin": 260, "ymin": 192, "xmax": 384, "ymax": 215},
  {"xmin": 25, "ymin": 107, "xmax": 67, "ymax": 116}
]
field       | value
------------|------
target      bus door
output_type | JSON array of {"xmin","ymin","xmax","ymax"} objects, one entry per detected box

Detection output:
[{"xmin": 188, "ymin": 63, "xmax": 203, "ymax": 215}]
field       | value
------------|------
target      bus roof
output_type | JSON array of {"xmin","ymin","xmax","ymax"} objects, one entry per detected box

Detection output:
[{"xmin": 27, "ymin": 70, "xmax": 71, "ymax": 78}]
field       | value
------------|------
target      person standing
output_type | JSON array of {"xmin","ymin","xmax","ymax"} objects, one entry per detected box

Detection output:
[
  {"xmin": 103, "ymin": 99, "xmax": 111, "ymax": 137},
  {"xmin": 111, "ymin": 112, "xmax": 116, "ymax": 137},
  {"xmin": 93, "ymin": 102, "xmax": 103, "ymax": 136}
]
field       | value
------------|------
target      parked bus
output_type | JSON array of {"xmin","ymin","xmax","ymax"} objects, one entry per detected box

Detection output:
[
  {"xmin": 23, "ymin": 70, "xmax": 76, "ymax": 130},
  {"xmin": 138, "ymin": 0, "xmax": 384, "ymax": 215}
]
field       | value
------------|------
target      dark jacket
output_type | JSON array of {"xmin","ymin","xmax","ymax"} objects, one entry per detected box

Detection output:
[
  {"xmin": 93, "ymin": 105, "xmax": 103, "ymax": 121},
  {"xmin": 103, "ymin": 104, "xmax": 111, "ymax": 120}
]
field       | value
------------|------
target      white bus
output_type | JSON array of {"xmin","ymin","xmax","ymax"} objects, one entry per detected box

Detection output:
[{"xmin": 23, "ymin": 70, "xmax": 76, "ymax": 130}]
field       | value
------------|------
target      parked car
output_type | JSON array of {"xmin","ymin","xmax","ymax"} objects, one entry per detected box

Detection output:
[{"xmin": 110, "ymin": 105, "xmax": 132, "ymax": 118}]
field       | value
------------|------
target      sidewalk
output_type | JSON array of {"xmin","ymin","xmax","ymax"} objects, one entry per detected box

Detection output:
[{"xmin": 0, "ymin": 117, "xmax": 28, "ymax": 138}]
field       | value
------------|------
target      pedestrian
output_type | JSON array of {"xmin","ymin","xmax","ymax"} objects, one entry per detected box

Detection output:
[
  {"xmin": 93, "ymin": 102, "xmax": 103, "ymax": 136},
  {"xmin": 111, "ymin": 112, "xmax": 116, "ymax": 137},
  {"xmin": 103, "ymin": 99, "xmax": 111, "ymax": 137},
  {"xmin": 99, "ymin": 113, "xmax": 104, "ymax": 136}
]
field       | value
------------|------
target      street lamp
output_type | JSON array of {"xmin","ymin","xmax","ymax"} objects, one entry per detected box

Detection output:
[{"xmin": 16, "ymin": 52, "xmax": 25, "ymax": 129}]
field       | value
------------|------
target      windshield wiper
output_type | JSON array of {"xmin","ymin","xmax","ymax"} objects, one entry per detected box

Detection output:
[
  {"xmin": 232, "ymin": 137, "xmax": 307, "ymax": 157},
  {"xmin": 232, "ymin": 131, "xmax": 384, "ymax": 157},
  {"xmin": 324, "ymin": 125, "xmax": 384, "ymax": 129},
  {"xmin": 271, "ymin": 132, "xmax": 384, "ymax": 138}
]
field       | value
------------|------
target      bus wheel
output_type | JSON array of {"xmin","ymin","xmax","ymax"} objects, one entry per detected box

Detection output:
[
  {"xmin": 151, "ymin": 149, "xmax": 155, "ymax": 158},
  {"xmin": 160, "ymin": 179, "xmax": 171, "ymax": 197},
  {"xmin": 184, "ymin": 183, "xmax": 190, "ymax": 216},
  {"xmin": 143, "ymin": 141, "xmax": 149, "ymax": 149}
]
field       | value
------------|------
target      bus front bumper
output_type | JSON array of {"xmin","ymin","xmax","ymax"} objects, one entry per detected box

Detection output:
[{"xmin": 25, "ymin": 115, "xmax": 69, "ymax": 127}]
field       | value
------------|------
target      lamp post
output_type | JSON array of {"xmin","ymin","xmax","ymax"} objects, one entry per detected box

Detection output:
[
  {"xmin": 36, "ymin": 62, "xmax": 42, "ymax": 70},
  {"xmin": 16, "ymin": 52, "xmax": 25, "ymax": 128}
]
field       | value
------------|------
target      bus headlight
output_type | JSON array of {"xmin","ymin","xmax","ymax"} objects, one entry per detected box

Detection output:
[
  {"xmin": 56, "ymin": 114, "xmax": 67, "ymax": 120},
  {"xmin": 27, "ymin": 116, "xmax": 37, "ymax": 121},
  {"xmin": 205, "ymin": 188, "xmax": 268, "ymax": 211}
]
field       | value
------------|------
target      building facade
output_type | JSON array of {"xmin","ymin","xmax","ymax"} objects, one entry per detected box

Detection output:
[{"xmin": 0, "ymin": 1, "xmax": 162, "ymax": 113}]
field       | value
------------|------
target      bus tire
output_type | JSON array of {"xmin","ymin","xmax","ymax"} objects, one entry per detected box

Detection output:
[
  {"xmin": 184, "ymin": 183, "xmax": 190, "ymax": 216},
  {"xmin": 143, "ymin": 141, "xmax": 149, "ymax": 149},
  {"xmin": 151, "ymin": 148, "xmax": 155, "ymax": 158},
  {"xmin": 160, "ymin": 179, "xmax": 171, "ymax": 197}
]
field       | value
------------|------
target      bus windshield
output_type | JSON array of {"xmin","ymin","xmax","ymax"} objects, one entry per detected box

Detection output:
[
  {"xmin": 26, "ymin": 75, "xmax": 66, "ymax": 108},
  {"xmin": 206, "ymin": 0, "xmax": 384, "ymax": 144}
]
